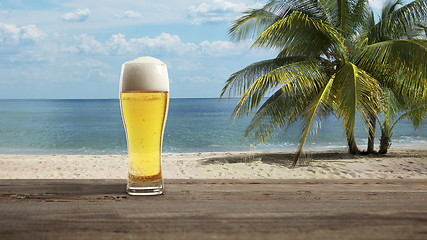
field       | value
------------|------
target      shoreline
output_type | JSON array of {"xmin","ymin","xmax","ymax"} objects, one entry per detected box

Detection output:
[
  {"xmin": 0, "ymin": 146, "xmax": 426, "ymax": 179},
  {"xmin": 0, "ymin": 143, "xmax": 426, "ymax": 156}
]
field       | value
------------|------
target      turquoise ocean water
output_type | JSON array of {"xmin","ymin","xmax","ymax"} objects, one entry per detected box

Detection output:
[{"xmin": 0, "ymin": 99, "xmax": 426, "ymax": 155}]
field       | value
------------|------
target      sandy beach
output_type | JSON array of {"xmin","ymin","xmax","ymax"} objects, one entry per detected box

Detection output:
[{"xmin": 1, "ymin": 146, "xmax": 426, "ymax": 179}]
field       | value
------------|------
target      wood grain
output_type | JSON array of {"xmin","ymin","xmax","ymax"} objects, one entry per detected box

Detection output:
[{"xmin": 1, "ymin": 179, "xmax": 427, "ymax": 239}]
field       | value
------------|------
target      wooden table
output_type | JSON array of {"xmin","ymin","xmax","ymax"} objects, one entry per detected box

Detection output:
[{"xmin": 1, "ymin": 179, "xmax": 427, "ymax": 239}]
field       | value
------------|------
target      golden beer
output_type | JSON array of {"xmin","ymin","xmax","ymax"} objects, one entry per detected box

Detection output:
[
  {"xmin": 121, "ymin": 91, "xmax": 168, "ymax": 184},
  {"xmin": 120, "ymin": 56, "xmax": 169, "ymax": 195}
]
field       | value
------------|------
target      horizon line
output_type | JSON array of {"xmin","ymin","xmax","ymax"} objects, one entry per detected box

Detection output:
[{"xmin": 0, "ymin": 97, "xmax": 244, "ymax": 101}]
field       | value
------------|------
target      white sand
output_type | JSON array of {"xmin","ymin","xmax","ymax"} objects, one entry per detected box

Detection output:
[{"xmin": 1, "ymin": 147, "xmax": 426, "ymax": 179}]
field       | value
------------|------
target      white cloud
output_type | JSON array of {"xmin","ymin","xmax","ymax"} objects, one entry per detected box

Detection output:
[
  {"xmin": 59, "ymin": 33, "xmax": 199, "ymax": 56},
  {"xmin": 199, "ymin": 39, "xmax": 251, "ymax": 56},
  {"xmin": 0, "ymin": 23, "xmax": 46, "ymax": 46},
  {"xmin": 129, "ymin": 33, "xmax": 199, "ymax": 55},
  {"xmin": 61, "ymin": 45, "xmax": 79, "ymax": 53},
  {"xmin": 177, "ymin": 61, "xmax": 203, "ymax": 71},
  {"xmin": 105, "ymin": 33, "xmax": 132, "ymax": 55},
  {"xmin": 0, "ymin": 21, "xmax": 271, "ymax": 74},
  {"xmin": 0, "ymin": 23, "xmax": 19, "ymax": 45},
  {"xmin": 20, "ymin": 25, "xmax": 47, "ymax": 42},
  {"xmin": 187, "ymin": 0, "xmax": 263, "ymax": 25},
  {"xmin": 72, "ymin": 33, "xmax": 107, "ymax": 54},
  {"xmin": 114, "ymin": 10, "xmax": 143, "ymax": 19},
  {"xmin": 59, "ymin": 8, "xmax": 91, "ymax": 22},
  {"xmin": 56, "ymin": 32, "xmax": 263, "ymax": 58},
  {"xmin": 180, "ymin": 76, "xmax": 213, "ymax": 83},
  {"xmin": 85, "ymin": 68, "xmax": 116, "ymax": 82},
  {"xmin": 73, "ymin": 58, "xmax": 111, "ymax": 68},
  {"xmin": 0, "ymin": 29, "xmax": 51, "ymax": 64}
]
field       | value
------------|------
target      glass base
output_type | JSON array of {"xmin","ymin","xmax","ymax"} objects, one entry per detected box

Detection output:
[{"xmin": 126, "ymin": 180, "xmax": 164, "ymax": 196}]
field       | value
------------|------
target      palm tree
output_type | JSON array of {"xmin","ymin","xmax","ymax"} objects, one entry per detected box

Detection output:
[
  {"xmin": 356, "ymin": 0, "xmax": 427, "ymax": 153},
  {"xmin": 377, "ymin": 89, "xmax": 427, "ymax": 153},
  {"xmin": 220, "ymin": 0, "xmax": 427, "ymax": 166}
]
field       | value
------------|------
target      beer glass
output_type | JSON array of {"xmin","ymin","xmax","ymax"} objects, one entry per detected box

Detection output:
[{"xmin": 120, "ymin": 57, "xmax": 169, "ymax": 195}]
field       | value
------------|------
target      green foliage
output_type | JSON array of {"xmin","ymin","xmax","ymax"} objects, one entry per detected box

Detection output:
[{"xmin": 221, "ymin": 0, "xmax": 427, "ymax": 165}]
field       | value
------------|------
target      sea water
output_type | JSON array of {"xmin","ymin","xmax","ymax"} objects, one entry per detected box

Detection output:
[{"xmin": 0, "ymin": 99, "xmax": 425, "ymax": 155}]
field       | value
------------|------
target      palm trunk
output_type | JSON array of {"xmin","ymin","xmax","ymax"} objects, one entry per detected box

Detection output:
[
  {"xmin": 379, "ymin": 128, "xmax": 391, "ymax": 154},
  {"xmin": 367, "ymin": 114, "xmax": 376, "ymax": 153},
  {"xmin": 347, "ymin": 132, "xmax": 360, "ymax": 155}
]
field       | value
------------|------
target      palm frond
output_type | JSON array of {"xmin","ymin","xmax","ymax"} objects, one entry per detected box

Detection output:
[
  {"xmin": 333, "ymin": 62, "xmax": 381, "ymax": 147},
  {"xmin": 220, "ymin": 57, "xmax": 310, "ymax": 99},
  {"xmin": 379, "ymin": 87, "xmax": 405, "ymax": 136},
  {"xmin": 390, "ymin": 101, "xmax": 427, "ymax": 132},
  {"xmin": 320, "ymin": 0, "xmax": 370, "ymax": 40},
  {"xmin": 244, "ymin": 71, "xmax": 329, "ymax": 142},
  {"xmin": 381, "ymin": 88, "xmax": 398, "ymax": 129},
  {"xmin": 228, "ymin": 0, "xmax": 327, "ymax": 42},
  {"xmin": 244, "ymin": 89, "xmax": 290, "ymax": 142},
  {"xmin": 293, "ymin": 73, "xmax": 336, "ymax": 166},
  {"xmin": 355, "ymin": 39, "xmax": 427, "ymax": 97},
  {"xmin": 229, "ymin": 7, "xmax": 283, "ymax": 42},
  {"xmin": 417, "ymin": 22, "xmax": 427, "ymax": 36},
  {"xmin": 253, "ymin": 11, "xmax": 347, "ymax": 61},
  {"xmin": 351, "ymin": 0, "xmax": 372, "ymax": 37},
  {"xmin": 264, "ymin": 0, "xmax": 325, "ymax": 19},
  {"xmin": 367, "ymin": 0, "xmax": 427, "ymax": 43},
  {"xmin": 381, "ymin": 0, "xmax": 404, "ymax": 20},
  {"xmin": 230, "ymin": 60, "xmax": 327, "ymax": 119},
  {"xmin": 244, "ymin": 89, "xmax": 305, "ymax": 142}
]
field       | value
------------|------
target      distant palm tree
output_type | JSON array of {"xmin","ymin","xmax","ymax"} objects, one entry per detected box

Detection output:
[{"xmin": 220, "ymin": 0, "xmax": 427, "ymax": 166}]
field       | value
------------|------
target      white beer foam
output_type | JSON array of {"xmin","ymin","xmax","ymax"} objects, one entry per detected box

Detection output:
[{"xmin": 120, "ymin": 56, "xmax": 169, "ymax": 92}]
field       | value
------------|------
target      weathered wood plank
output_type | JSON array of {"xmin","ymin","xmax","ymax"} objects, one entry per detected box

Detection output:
[
  {"xmin": 0, "ymin": 179, "xmax": 427, "ymax": 240},
  {"xmin": 1, "ymin": 179, "xmax": 427, "ymax": 201}
]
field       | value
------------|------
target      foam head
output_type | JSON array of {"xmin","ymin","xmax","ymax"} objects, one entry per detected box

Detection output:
[{"xmin": 120, "ymin": 56, "xmax": 169, "ymax": 92}]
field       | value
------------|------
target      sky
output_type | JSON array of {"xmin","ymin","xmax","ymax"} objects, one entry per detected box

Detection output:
[{"xmin": 0, "ymin": 0, "xmax": 388, "ymax": 99}]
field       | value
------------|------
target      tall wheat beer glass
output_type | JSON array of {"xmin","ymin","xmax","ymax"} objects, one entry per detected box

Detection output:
[{"xmin": 120, "ymin": 57, "xmax": 169, "ymax": 195}]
